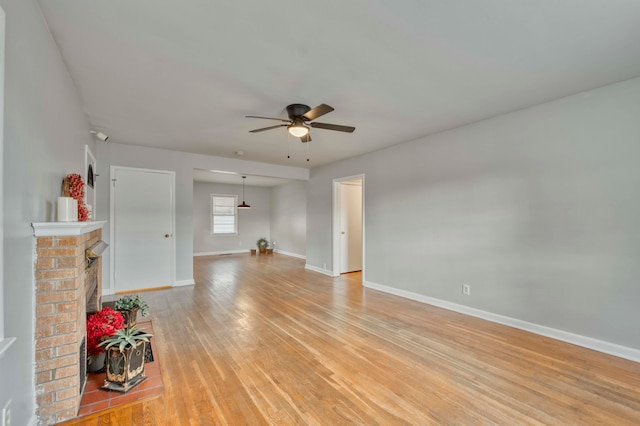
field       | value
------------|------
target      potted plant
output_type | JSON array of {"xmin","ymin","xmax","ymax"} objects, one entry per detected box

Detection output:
[
  {"xmin": 86, "ymin": 307, "xmax": 125, "ymax": 372},
  {"xmin": 113, "ymin": 294, "xmax": 149, "ymax": 329},
  {"xmin": 99, "ymin": 326, "xmax": 153, "ymax": 393},
  {"xmin": 256, "ymin": 237, "xmax": 269, "ymax": 254}
]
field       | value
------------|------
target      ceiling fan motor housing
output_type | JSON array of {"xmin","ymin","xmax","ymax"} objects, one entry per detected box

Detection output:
[{"xmin": 286, "ymin": 104, "xmax": 311, "ymax": 120}]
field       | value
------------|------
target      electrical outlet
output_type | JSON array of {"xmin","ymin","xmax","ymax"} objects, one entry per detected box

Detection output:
[
  {"xmin": 462, "ymin": 284, "xmax": 471, "ymax": 296},
  {"xmin": 2, "ymin": 399, "xmax": 11, "ymax": 426}
]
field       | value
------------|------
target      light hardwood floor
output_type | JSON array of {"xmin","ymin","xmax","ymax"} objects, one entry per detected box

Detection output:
[{"xmin": 62, "ymin": 253, "xmax": 640, "ymax": 425}]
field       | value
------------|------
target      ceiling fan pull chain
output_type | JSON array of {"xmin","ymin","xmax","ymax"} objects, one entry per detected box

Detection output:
[
  {"xmin": 307, "ymin": 140, "xmax": 310, "ymax": 162},
  {"xmin": 287, "ymin": 131, "xmax": 291, "ymax": 159}
]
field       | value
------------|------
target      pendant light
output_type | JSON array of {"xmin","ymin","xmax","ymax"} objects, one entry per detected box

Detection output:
[{"xmin": 237, "ymin": 176, "xmax": 251, "ymax": 209}]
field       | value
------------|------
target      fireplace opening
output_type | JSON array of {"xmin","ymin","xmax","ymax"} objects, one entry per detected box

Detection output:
[
  {"xmin": 85, "ymin": 268, "xmax": 99, "ymax": 314},
  {"xmin": 85, "ymin": 240, "xmax": 107, "ymax": 314}
]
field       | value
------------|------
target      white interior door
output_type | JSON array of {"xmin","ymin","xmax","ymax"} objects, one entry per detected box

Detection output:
[
  {"xmin": 112, "ymin": 167, "xmax": 174, "ymax": 292},
  {"xmin": 339, "ymin": 182, "xmax": 363, "ymax": 273}
]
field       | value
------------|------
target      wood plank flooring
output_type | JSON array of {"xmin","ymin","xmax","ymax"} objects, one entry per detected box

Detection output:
[{"xmin": 61, "ymin": 253, "xmax": 640, "ymax": 425}]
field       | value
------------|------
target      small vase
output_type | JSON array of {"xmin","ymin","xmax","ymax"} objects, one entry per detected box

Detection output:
[{"xmin": 87, "ymin": 351, "xmax": 106, "ymax": 373}]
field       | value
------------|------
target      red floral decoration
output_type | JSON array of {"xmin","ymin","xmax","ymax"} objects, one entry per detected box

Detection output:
[
  {"xmin": 86, "ymin": 307, "xmax": 125, "ymax": 355},
  {"xmin": 65, "ymin": 173, "xmax": 90, "ymax": 221},
  {"xmin": 78, "ymin": 203, "xmax": 89, "ymax": 222}
]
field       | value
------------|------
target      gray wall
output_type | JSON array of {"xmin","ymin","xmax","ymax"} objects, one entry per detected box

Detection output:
[
  {"xmin": 270, "ymin": 180, "xmax": 307, "ymax": 257},
  {"xmin": 96, "ymin": 142, "xmax": 307, "ymax": 291},
  {"xmin": 307, "ymin": 76, "xmax": 640, "ymax": 350},
  {"xmin": 193, "ymin": 181, "xmax": 271, "ymax": 254},
  {"xmin": 1, "ymin": 0, "xmax": 96, "ymax": 423}
]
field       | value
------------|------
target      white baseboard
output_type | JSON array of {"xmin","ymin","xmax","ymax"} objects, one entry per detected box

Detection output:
[
  {"xmin": 364, "ymin": 280, "xmax": 640, "ymax": 363},
  {"xmin": 274, "ymin": 249, "xmax": 306, "ymax": 260},
  {"xmin": 102, "ymin": 279, "xmax": 194, "ymax": 293},
  {"xmin": 195, "ymin": 249, "xmax": 307, "ymax": 259},
  {"xmin": 305, "ymin": 264, "xmax": 335, "ymax": 277},
  {"xmin": 174, "ymin": 279, "xmax": 195, "ymax": 287},
  {"xmin": 194, "ymin": 249, "xmax": 248, "ymax": 256}
]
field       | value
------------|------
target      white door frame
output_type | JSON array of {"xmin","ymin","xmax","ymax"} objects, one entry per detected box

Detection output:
[
  {"xmin": 332, "ymin": 174, "xmax": 365, "ymax": 278},
  {"xmin": 109, "ymin": 166, "xmax": 176, "ymax": 294}
]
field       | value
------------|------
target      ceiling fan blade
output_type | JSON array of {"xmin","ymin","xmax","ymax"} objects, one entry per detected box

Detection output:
[
  {"xmin": 310, "ymin": 122, "xmax": 356, "ymax": 133},
  {"xmin": 249, "ymin": 124, "xmax": 288, "ymax": 133},
  {"xmin": 246, "ymin": 115, "xmax": 290, "ymax": 123},
  {"xmin": 300, "ymin": 134, "xmax": 312, "ymax": 143},
  {"xmin": 302, "ymin": 104, "xmax": 334, "ymax": 121}
]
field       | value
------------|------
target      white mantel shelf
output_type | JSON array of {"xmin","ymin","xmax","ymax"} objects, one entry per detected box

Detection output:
[{"xmin": 32, "ymin": 220, "xmax": 107, "ymax": 237}]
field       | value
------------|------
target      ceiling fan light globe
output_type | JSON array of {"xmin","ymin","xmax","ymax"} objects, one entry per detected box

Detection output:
[{"xmin": 288, "ymin": 124, "xmax": 309, "ymax": 137}]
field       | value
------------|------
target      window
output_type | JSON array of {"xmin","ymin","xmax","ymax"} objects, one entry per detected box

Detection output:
[{"xmin": 211, "ymin": 194, "xmax": 238, "ymax": 235}]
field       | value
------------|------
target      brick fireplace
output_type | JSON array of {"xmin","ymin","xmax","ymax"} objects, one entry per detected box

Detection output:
[{"xmin": 32, "ymin": 221, "xmax": 107, "ymax": 425}]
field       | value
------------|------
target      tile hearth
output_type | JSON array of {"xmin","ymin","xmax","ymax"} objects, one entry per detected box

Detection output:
[{"xmin": 77, "ymin": 322, "xmax": 163, "ymax": 417}]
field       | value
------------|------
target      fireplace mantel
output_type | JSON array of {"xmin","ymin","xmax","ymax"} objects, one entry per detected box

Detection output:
[{"xmin": 32, "ymin": 220, "xmax": 107, "ymax": 237}]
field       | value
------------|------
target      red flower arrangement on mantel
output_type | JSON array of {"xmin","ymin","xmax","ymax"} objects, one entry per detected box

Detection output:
[
  {"xmin": 63, "ymin": 173, "xmax": 90, "ymax": 221},
  {"xmin": 86, "ymin": 307, "xmax": 125, "ymax": 356}
]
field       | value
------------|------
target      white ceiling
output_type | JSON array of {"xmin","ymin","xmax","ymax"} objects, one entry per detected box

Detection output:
[
  {"xmin": 38, "ymin": 1, "xmax": 640, "ymax": 169},
  {"xmin": 193, "ymin": 169, "xmax": 294, "ymax": 187}
]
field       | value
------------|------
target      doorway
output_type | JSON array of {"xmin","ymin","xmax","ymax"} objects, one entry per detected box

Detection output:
[
  {"xmin": 110, "ymin": 166, "xmax": 175, "ymax": 293},
  {"xmin": 332, "ymin": 175, "xmax": 364, "ymax": 278}
]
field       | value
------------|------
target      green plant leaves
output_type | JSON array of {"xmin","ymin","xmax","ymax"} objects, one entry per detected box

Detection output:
[
  {"xmin": 114, "ymin": 294, "xmax": 150, "ymax": 316},
  {"xmin": 99, "ymin": 326, "xmax": 152, "ymax": 351}
]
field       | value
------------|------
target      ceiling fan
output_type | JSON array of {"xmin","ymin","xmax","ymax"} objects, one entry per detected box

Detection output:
[{"xmin": 246, "ymin": 103, "xmax": 355, "ymax": 142}]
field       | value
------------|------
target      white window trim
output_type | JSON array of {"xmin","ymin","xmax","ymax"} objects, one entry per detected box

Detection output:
[{"xmin": 211, "ymin": 194, "xmax": 238, "ymax": 235}]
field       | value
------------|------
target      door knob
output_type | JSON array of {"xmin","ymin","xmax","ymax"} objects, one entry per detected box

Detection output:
[
  {"xmin": 341, "ymin": 231, "xmax": 346, "ymax": 234},
  {"xmin": 165, "ymin": 234, "xmax": 171, "ymax": 238}
]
